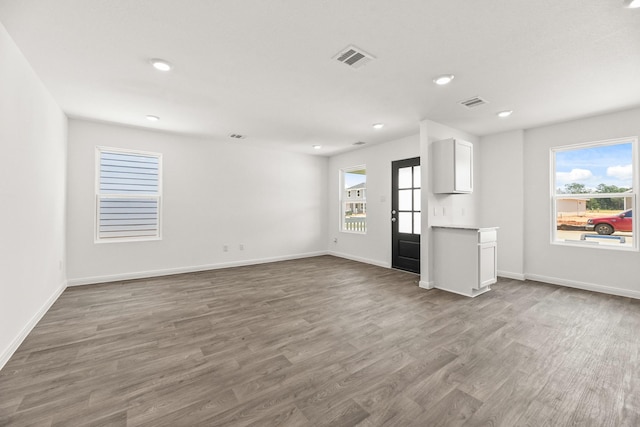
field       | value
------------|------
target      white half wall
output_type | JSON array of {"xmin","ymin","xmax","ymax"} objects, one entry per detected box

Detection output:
[
  {"xmin": 479, "ymin": 130, "xmax": 525, "ymax": 279},
  {"xmin": 420, "ymin": 119, "xmax": 480, "ymax": 286},
  {"xmin": 0, "ymin": 23, "xmax": 68, "ymax": 369},
  {"xmin": 66, "ymin": 119, "xmax": 328, "ymax": 284},
  {"xmin": 523, "ymin": 107, "xmax": 640, "ymax": 298},
  {"xmin": 327, "ymin": 134, "xmax": 420, "ymax": 267}
]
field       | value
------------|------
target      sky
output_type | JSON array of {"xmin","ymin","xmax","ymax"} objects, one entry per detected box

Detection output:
[
  {"xmin": 344, "ymin": 171, "xmax": 366, "ymax": 189},
  {"xmin": 555, "ymin": 141, "xmax": 633, "ymax": 192}
]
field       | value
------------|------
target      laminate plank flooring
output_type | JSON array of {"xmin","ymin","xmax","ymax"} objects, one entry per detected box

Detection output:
[{"xmin": 2, "ymin": 255, "xmax": 640, "ymax": 426}]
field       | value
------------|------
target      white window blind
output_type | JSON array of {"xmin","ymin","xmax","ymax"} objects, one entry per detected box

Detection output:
[{"xmin": 96, "ymin": 148, "xmax": 162, "ymax": 242}]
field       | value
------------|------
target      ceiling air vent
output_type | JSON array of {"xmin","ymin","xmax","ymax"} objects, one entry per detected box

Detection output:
[
  {"xmin": 228, "ymin": 133, "xmax": 246, "ymax": 139},
  {"xmin": 333, "ymin": 45, "xmax": 375, "ymax": 69},
  {"xmin": 460, "ymin": 96, "xmax": 488, "ymax": 109}
]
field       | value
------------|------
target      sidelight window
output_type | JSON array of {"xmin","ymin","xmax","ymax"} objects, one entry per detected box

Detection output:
[{"xmin": 341, "ymin": 166, "xmax": 366, "ymax": 233}]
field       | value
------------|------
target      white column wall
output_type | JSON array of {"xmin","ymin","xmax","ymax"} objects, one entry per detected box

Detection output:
[
  {"xmin": 0, "ymin": 23, "xmax": 68, "ymax": 368},
  {"xmin": 479, "ymin": 130, "xmax": 525, "ymax": 279}
]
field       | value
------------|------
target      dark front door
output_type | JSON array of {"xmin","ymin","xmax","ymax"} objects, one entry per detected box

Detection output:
[{"xmin": 391, "ymin": 157, "xmax": 421, "ymax": 273}]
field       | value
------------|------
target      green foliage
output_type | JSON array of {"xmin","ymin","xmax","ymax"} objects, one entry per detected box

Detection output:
[
  {"xmin": 593, "ymin": 184, "xmax": 629, "ymax": 210},
  {"xmin": 562, "ymin": 183, "xmax": 630, "ymax": 211},
  {"xmin": 595, "ymin": 184, "xmax": 629, "ymax": 194},
  {"xmin": 563, "ymin": 183, "xmax": 588, "ymax": 194}
]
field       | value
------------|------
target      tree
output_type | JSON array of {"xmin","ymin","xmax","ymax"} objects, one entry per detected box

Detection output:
[
  {"xmin": 587, "ymin": 199, "xmax": 601, "ymax": 210},
  {"xmin": 564, "ymin": 183, "xmax": 589, "ymax": 194},
  {"xmin": 591, "ymin": 184, "xmax": 629, "ymax": 211},
  {"xmin": 595, "ymin": 184, "xmax": 629, "ymax": 194}
]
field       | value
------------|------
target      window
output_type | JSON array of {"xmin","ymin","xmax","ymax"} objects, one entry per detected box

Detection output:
[
  {"xmin": 551, "ymin": 137, "xmax": 637, "ymax": 250},
  {"xmin": 396, "ymin": 163, "xmax": 421, "ymax": 235},
  {"xmin": 96, "ymin": 147, "xmax": 162, "ymax": 242},
  {"xmin": 341, "ymin": 166, "xmax": 366, "ymax": 233}
]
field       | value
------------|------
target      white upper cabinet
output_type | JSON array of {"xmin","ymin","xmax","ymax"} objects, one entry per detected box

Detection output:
[{"xmin": 432, "ymin": 138, "xmax": 473, "ymax": 194}]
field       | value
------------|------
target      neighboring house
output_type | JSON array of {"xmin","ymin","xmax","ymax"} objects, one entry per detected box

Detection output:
[
  {"xmin": 624, "ymin": 188, "xmax": 633, "ymax": 211},
  {"xmin": 557, "ymin": 198, "xmax": 588, "ymax": 217},
  {"xmin": 345, "ymin": 182, "xmax": 366, "ymax": 215}
]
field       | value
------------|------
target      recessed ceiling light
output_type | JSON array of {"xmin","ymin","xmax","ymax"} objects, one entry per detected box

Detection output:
[
  {"xmin": 150, "ymin": 59, "xmax": 172, "ymax": 71},
  {"xmin": 624, "ymin": 0, "xmax": 640, "ymax": 8},
  {"xmin": 312, "ymin": 145, "xmax": 322, "ymax": 150},
  {"xmin": 146, "ymin": 115, "xmax": 160, "ymax": 122},
  {"xmin": 433, "ymin": 74, "xmax": 455, "ymax": 85},
  {"xmin": 372, "ymin": 123, "xmax": 384, "ymax": 129},
  {"xmin": 497, "ymin": 110, "xmax": 513, "ymax": 118}
]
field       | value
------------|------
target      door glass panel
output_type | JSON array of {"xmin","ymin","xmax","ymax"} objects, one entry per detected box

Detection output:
[
  {"xmin": 414, "ymin": 212, "xmax": 421, "ymax": 235},
  {"xmin": 413, "ymin": 189, "xmax": 421, "ymax": 212},
  {"xmin": 413, "ymin": 166, "xmax": 421, "ymax": 188},
  {"xmin": 399, "ymin": 212, "xmax": 412, "ymax": 233},
  {"xmin": 399, "ymin": 190, "xmax": 412, "ymax": 210},
  {"xmin": 398, "ymin": 167, "xmax": 412, "ymax": 189}
]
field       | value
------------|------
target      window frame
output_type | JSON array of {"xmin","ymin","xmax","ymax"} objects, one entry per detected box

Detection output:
[
  {"xmin": 340, "ymin": 164, "xmax": 367, "ymax": 234},
  {"xmin": 95, "ymin": 146, "xmax": 163, "ymax": 244},
  {"xmin": 550, "ymin": 137, "xmax": 638, "ymax": 251}
]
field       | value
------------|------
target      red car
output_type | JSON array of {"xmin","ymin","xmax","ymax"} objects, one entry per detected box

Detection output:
[{"xmin": 586, "ymin": 209, "xmax": 633, "ymax": 235}]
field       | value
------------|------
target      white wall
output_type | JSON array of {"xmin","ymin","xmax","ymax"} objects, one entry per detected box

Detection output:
[
  {"xmin": 328, "ymin": 134, "xmax": 420, "ymax": 267},
  {"xmin": 420, "ymin": 119, "xmax": 480, "ymax": 287},
  {"xmin": 479, "ymin": 130, "xmax": 525, "ymax": 279},
  {"xmin": 67, "ymin": 119, "xmax": 328, "ymax": 284},
  {"xmin": 0, "ymin": 23, "xmax": 68, "ymax": 368},
  {"xmin": 522, "ymin": 107, "xmax": 640, "ymax": 298}
]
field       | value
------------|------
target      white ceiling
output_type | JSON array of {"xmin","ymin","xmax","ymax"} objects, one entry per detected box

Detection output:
[{"xmin": 1, "ymin": 0, "xmax": 639, "ymax": 155}]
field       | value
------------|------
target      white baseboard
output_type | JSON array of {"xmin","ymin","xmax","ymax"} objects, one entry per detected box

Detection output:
[
  {"xmin": 525, "ymin": 273, "xmax": 640, "ymax": 300},
  {"xmin": 67, "ymin": 251, "xmax": 329, "ymax": 286},
  {"xmin": 497, "ymin": 270, "xmax": 526, "ymax": 281},
  {"xmin": 433, "ymin": 285, "xmax": 492, "ymax": 298},
  {"xmin": 0, "ymin": 281, "xmax": 67, "ymax": 371},
  {"xmin": 419, "ymin": 280, "xmax": 434, "ymax": 289},
  {"xmin": 327, "ymin": 251, "xmax": 390, "ymax": 269}
]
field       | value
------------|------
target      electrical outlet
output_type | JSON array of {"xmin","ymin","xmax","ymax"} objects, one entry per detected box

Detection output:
[
  {"xmin": 333, "ymin": 237, "xmax": 338, "ymax": 243},
  {"xmin": 223, "ymin": 245, "xmax": 228, "ymax": 252},
  {"xmin": 239, "ymin": 244, "xmax": 244, "ymax": 251}
]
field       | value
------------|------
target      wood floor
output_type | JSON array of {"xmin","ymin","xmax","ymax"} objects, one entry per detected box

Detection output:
[{"xmin": 1, "ymin": 255, "xmax": 639, "ymax": 426}]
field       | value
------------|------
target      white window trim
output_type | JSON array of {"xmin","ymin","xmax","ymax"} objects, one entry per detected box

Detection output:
[
  {"xmin": 95, "ymin": 146, "xmax": 163, "ymax": 244},
  {"xmin": 340, "ymin": 164, "xmax": 367, "ymax": 234},
  {"xmin": 550, "ymin": 136, "xmax": 638, "ymax": 251}
]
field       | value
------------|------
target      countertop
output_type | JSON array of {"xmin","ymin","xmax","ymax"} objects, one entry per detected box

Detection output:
[{"xmin": 431, "ymin": 225, "xmax": 499, "ymax": 232}]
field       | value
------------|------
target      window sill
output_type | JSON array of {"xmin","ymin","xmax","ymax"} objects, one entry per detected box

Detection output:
[
  {"xmin": 95, "ymin": 236, "xmax": 162, "ymax": 244},
  {"xmin": 551, "ymin": 239, "xmax": 637, "ymax": 252}
]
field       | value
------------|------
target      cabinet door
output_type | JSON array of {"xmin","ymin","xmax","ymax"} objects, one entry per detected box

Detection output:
[
  {"xmin": 454, "ymin": 140, "xmax": 473, "ymax": 193},
  {"xmin": 477, "ymin": 242, "xmax": 497, "ymax": 289}
]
